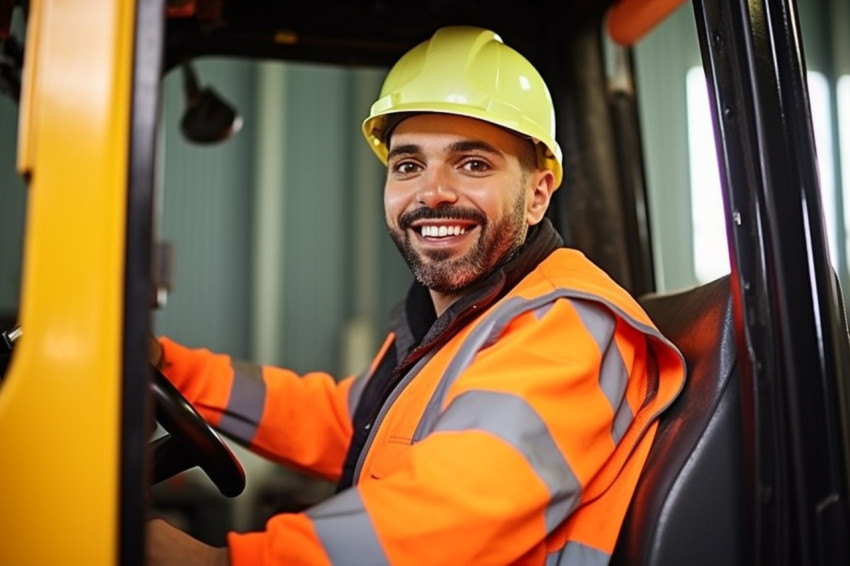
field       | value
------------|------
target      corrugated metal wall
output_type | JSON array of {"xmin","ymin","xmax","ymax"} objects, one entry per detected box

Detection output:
[
  {"xmin": 153, "ymin": 59, "xmax": 258, "ymax": 362},
  {"xmin": 151, "ymin": 57, "xmax": 408, "ymax": 379}
]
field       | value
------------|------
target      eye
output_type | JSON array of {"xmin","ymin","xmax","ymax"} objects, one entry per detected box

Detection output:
[
  {"xmin": 461, "ymin": 158, "xmax": 492, "ymax": 173},
  {"xmin": 390, "ymin": 159, "xmax": 422, "ymax": 177}
]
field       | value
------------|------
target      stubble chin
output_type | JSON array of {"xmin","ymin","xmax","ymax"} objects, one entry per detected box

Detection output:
[
  {"xmin": 391, "ymin": 233, "xmax": 477, "ymax": 292},
  {"xmin": 392, "ymin": 229, "xmax": 511, "ymax": 294},
  {"xmin": 411, "ymin": 254, "xmax": 480, "ymax": 292}
]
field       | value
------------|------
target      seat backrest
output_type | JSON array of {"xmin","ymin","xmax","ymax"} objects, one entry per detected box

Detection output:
[{"xmin": 610, "ymin": 274, "xmax": 751, "ymax": 566}]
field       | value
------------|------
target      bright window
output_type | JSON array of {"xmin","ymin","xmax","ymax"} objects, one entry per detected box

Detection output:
[
  {"xmin": 808, "ymin": 72, "xmax": 836, "ymax": 263},
  {"xmin": 839, "ymin": 76, "xmax": 850, "ymax": 259},
  {"xmin": 686, "ymin": 68, "xmax": 837, "ymax": 283},
  {"xmin": 686, "ymin": 67, "xmax": 727, "ymax": 283}
]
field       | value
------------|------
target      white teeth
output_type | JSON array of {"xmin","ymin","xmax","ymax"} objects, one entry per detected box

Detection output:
[{"xmin": 421, "ymin": 225, "xmax": 467, "ymax": 237}]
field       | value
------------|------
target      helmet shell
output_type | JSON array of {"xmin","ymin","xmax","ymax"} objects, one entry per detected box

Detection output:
[{"xmin": 362, "ymin": 26, "xmax": 563, "ymax": 189}]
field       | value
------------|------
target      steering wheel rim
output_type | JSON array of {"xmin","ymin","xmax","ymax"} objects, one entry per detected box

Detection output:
[{"xmin": 150, "ymin": 365, "xmax": 246, "ymax": 498}]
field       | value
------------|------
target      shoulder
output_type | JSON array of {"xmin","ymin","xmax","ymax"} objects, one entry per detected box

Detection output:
[{"xmin": 510, "ymin": 248, "xmax": 654, "ymax": 329}]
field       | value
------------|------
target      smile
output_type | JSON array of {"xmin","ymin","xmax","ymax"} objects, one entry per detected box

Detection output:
[{"xmin": 419, "ymin": 224, "xmax": 468, "ymax": 237}]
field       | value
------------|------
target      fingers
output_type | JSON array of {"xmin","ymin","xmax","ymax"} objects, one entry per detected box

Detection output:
[{"xmin": 149, "ymin": 335, "xmax": 163, "ymax": 368}]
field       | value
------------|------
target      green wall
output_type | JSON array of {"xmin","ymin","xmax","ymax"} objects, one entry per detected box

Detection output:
[
  {"xmin": 152, "ymin": 59, "xmax": 409, "ymax": 378},
  {"xmin": 0, "ymin": 96, "xmax": 25, "ymax": 324},
  {"xmin": 633, "ymin": 5, "xmax": 703, "ymax": 292}
]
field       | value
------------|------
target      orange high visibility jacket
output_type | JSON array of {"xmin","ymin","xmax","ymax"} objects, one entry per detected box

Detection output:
[{"xmin": 158, "ymin": 247, "xmax": 685, "ymax": 566}]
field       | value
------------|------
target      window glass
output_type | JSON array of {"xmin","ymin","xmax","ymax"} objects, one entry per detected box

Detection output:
[
  {"xmin": 686, "ymin": 68, "xmax": 837, "ymax": 282},
  {"xmin": 686, "ymin": 67, "xmax": 728, "ymax": 283},
  {"xmin": 839, "ymin": 76, "xmax": 850, "ymax": 261}
]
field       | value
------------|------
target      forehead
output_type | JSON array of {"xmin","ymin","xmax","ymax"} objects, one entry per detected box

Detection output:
[{"xmin": 389, "ymin": 113, "xmax": 527, "ymax": 154}]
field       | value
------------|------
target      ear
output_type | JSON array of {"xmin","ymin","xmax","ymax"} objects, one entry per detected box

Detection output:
[{"xmin": 525, "ymin": 170, "xmax": 556, "ymax": 226}]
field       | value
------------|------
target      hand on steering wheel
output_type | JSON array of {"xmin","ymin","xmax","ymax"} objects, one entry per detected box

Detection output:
[{"xmin": 149, "ymin": 364, "xmax": 246, "ymax": 498}]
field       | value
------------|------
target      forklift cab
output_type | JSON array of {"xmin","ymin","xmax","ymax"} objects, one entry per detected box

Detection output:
[{"xmin": 0, "ymin": 0, "xmax": 848, "ymax": 565}]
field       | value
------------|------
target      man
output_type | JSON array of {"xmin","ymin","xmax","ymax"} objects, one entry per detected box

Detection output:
[{"xmin": 147, "ymin": 25, "xmax": 685, "ymax": 566}]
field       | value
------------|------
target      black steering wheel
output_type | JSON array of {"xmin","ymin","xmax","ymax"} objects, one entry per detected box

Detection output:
[
  {"xmin": 150, "ymin": 365, "xmax": 246, "ymax": 498},
  {"xmin": 1, "ymin": 324, "xmax": 245, "ymax": 497}
]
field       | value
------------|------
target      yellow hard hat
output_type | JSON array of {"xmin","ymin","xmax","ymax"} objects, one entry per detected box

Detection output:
[{"xmin": 362, "ymin": 26, "xmax": 563, "ymax": 189}]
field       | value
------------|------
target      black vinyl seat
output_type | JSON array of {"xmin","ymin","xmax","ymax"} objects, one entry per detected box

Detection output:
[{"xmin": 611, "ymin": 274, "xmax": 750, "ymax": 566}]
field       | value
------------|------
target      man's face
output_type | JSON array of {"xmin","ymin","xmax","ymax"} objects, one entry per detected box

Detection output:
[{"xmin": 384, "ymin": 114, "xmax": 552, "ymax": 302}]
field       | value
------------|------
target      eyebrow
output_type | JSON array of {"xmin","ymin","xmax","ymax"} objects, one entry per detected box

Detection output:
[
  {"xmin": 386, "ymin": 139, "xmax": 503, "ymax": 162},
  {"xmin": 386, "ymin": 144, "xmax": 420, "ymax": 162},
  {"xmin": 449, "ymin": 139, "xmax": 503, "ymax": 156}
]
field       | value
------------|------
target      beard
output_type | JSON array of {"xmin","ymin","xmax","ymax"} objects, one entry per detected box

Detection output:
[{"xmin": 388, "ymin": 193, "xmax": 528, "ymax": 294}]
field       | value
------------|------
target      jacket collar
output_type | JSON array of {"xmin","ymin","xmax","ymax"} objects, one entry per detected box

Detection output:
[{"xmin": 391, "ymin": 217, "xmax": 564, "ymax": 374}]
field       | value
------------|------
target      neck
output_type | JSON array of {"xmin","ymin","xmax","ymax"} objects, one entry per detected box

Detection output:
[{"xmin": 429, "ymin": 289, "xmax": 462, "ymax": 317}]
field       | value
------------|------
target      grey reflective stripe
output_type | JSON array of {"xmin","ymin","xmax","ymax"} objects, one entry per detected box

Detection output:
[
  {"xmin": 306, "ymin": 488, "xmax": 390, "ymax": 566},
  {"xmin": 546, "ymin": 541, "xmax": 611, "ymax": 566},
  {"xmin": 534, "ymin": 302, "xmax": 555, "ymax": 320},
  {"xmin": 414, "ymin": 288, "xmax": 682, "ymax": 443},
  {"xmin": 432, "ymin": 390, "xmax": 581, "ymax": 533},
  {"xmin": 217, "ymin": 359, "xmax": 266, "ymax": 444},
  {"xmin": 347, "ymin": 371, "xmax": 369, "ymax": 420},
  {"xmin": 571, "ymin": 300, "xmax": 632, "ymax": 444},
  {"xmin": 414, "ymin": 295, "xmax": 532, "ymax": 440}
]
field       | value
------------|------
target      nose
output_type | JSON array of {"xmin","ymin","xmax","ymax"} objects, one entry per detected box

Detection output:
[{"xmin": 416, "ymin": 166, "xmax": 458, "ymax": 208}]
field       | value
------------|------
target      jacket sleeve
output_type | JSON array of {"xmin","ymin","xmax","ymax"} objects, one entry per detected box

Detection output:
[
  {"xmin": 158, "ymin": 337, "xmax": 355, "ymax": 481},
  {"xmin": 224, "ymin": 296, "xmax": 685, "ymax": 565}
]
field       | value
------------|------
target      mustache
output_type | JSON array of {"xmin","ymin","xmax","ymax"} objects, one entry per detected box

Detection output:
[{"xmin": 398, "ymin": 206, "xmax": 486, "ymax": 230}]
